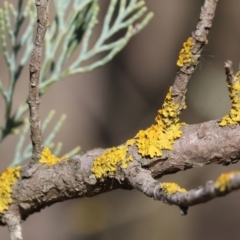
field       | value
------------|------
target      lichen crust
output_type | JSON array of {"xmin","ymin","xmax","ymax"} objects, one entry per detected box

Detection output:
[
  {"xmin": 92, "ymin": 87, "xmax": 185, "ymax": 178},
  {"xmin": 92, "ymin": 146, "xmax": 133, "ymax": 178},
  {"xmin": 127, "ymin": 87, "xmax": 185, "ymax": 158},
  {"xmin": 177, "ymin": 37, "xmax": 196, "ymax": 67},
  {"xmin": 160, "ymin": 182, "xmax": 187, "ymax": 195},
  {"xmin": 214, "ymin": 171, "xmax": 240, "ymax": 192},
  {"xmin": 220, "ymin": 81, "xmax": 240, "ymax": 126},
  {"xmin": 0, "ymin": 166, "xmax": 21, "ymax": 213},
  {"xmin": 39, "ymin": 147, "xmax": 67, "ymax": 165}
]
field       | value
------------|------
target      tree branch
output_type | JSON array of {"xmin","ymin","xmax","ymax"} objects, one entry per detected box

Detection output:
[
  {"xmin": 28, "ymin": 0, "xmax": 49, "ymax": 163},
  {"xmin": 2, "ymin": 0, "xmax": 240, "ymax": 237},
  {"xmin": 128, "ymin": 165, "xmax": 240, "ymax": 215},
  {"xmin": 1, "ymin": 113, "xmax": 240, "ymax": 225},
  {"xmin": 173, "ymin": 0, "xmax": 217, "ymax": 110},
  {"xmin": 4, "ymin": 212, "xmax": 22, "ymax": 240}
]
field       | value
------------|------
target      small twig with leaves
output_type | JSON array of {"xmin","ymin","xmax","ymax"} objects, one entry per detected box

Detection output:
[
  {"xmin": 0, "ymin": 0, "xmax": 153, "ymax": 149},
  {"xmin": 11, "ymin": 111, "xmax": 80, "ymax": 167},
  {"xmin": 0, "ymin": 0, "xmax": 36, "ymax": 141}
]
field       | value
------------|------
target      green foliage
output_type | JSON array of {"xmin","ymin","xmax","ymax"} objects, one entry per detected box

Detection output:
[
  {"xmin": 11, "ymin": 110, "xmax": 81, "ymax": 167},
  {"xmin": 0, "ymin": 0, "xmax": 153, "ymax": 165},
  {"xmin": 0, "ymin": 0, "xmax": 36, "ymax": 141}
]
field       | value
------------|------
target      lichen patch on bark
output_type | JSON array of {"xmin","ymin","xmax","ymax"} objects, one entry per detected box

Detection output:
[{"xmin": 0, "ymin": 166, "xmax": 21, "ymax": 213}]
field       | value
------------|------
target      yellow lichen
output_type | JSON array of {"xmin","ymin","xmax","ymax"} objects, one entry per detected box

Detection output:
[
  {"xmin": 0, "ymin": 166, "xmax": 21, "ymax": 213},
  {"xmin": 220, "ymin": 82, "xmax": 240, "ymax": 126},
  {"xmin": 92, "ymin": 146, "xmax": 133, "ymax": 178},
  {"xmin": 177, "ymin": 37, "xmax": 196, "ymax": 67},
  {"xmin": 39, "ymin": 147, "xmax": 66, "ymax": 165},
  {"xmin": 133, "ymin": 87, "xmax": 185, "ymax": 158},
  {"xmin": 126, "ymin": 139, "xmax": 135, "ymax": 146},
  {"xmin": 235, "ymin": 71, "xmax": 240, "ymax": 80},
  {"xmin": 214, "ymin": 171, "xmax": 240, "ymax": 192},
  {"xmin": 160, "ymin": 182, "xmax": 187, "ymax": 195},
  {"xmin": 92, "ymin": 87, "xmax": 185, "ymax": 178}
]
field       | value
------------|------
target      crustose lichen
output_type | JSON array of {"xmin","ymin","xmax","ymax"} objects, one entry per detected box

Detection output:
[{"xmin": 0, "ymin": 166, "xmax": 21, "ymax": 213}]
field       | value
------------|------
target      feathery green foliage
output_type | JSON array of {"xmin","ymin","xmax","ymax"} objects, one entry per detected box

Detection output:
[{"xmin": 0, "ymin": 0, "xmax": 153, "ymax": 165}]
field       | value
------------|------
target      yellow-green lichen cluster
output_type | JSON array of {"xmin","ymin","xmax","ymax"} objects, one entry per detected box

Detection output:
[
  {"xmin": 92, "ymin": 146, "xmax": 133, "ymax": 178},
  {"xmin": 0, "ymin": 166, "xmax": 21, "ymax": 213},
  {"xmin": 220, "ymin": 81, "xmax": 240, "ymax": 126},
  {"xmin": 39, "ymin": 147, "xmax": 66, "ymax": 165},
  {"xmin": 177, "ymin": 37, "xmax": 195, "ymax": 67},
  {"xmin": 128, "ymin": 87, "xmax": 185, "ymax": 158},
  {"xmin": 92, "ymin": 87, "xmax": 185, "ymax": 178},
  {"xmin": 214, "ymin": 171, "xmax": 240, "ymax": 192},
  {"xmin": 160, "ymin": 182, "xmax": 187, "ymax": 195},
  {"xmin": 235, "ymin": 71, "xmax": 240, "ymax": 80}
]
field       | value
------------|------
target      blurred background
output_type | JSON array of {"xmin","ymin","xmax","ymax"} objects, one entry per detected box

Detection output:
[{"xmin": 1, "ymin": 0, "xmax": 240, "ymax": 239}]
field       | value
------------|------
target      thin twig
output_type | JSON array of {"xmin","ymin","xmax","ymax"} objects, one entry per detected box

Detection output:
[
  {"xmin": 172, "ymin": 0, "xmax": 218, "ymax": 111},
  {"xmin": 28, "ymin": 0, "xmax": 49, "ymax": 162},
  {"xmin": 5, "ymin": 213, "xmax": 23, "ymax": 240},
  {"xmin": 224, "ymin": 60, "xmax": 235, "ymax": 85},
  {"xmin": 127, "ymin": 165, "xmax": 240, "ymax": 215}
]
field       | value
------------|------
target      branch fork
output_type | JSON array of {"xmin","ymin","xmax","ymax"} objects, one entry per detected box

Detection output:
[{"xmin": 2, "ymin": 0, "xmax": 240, "ymax": 239}]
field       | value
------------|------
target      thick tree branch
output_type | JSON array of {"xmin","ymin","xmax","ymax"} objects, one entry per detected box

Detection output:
[
  {"xmin": 1, "ymin": 115, "xmax": 240, "ymax": 225},
  {"xmin": 148, "ymin": 119, "xmax": 240, "ymax": 178}
]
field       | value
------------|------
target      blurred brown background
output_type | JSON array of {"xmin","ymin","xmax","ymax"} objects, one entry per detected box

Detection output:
[{"xmin": 1, "ymin": 0, "xmax": 240, "ymax": 239}]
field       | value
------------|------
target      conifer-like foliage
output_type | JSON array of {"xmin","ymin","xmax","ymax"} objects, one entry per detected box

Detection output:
[{"xmin": 0, "ymin": 0, "xmax": 152, "ymax": 166}]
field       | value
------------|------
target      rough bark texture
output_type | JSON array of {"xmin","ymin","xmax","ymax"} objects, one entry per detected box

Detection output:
[
  {"xmin": 172, "ymin": 0, "xmax": 217, "ymax": 109},
  {"xmin": 1, "ymin": 114, "xmax": 240, "ymax": 226},
  {"xmin": 28, "ymin": 0, "xmax": 49, "ymax": 163},
  {"xmin": 149, "ymin": 120, "xmax": 240, "ymax": 178}
]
